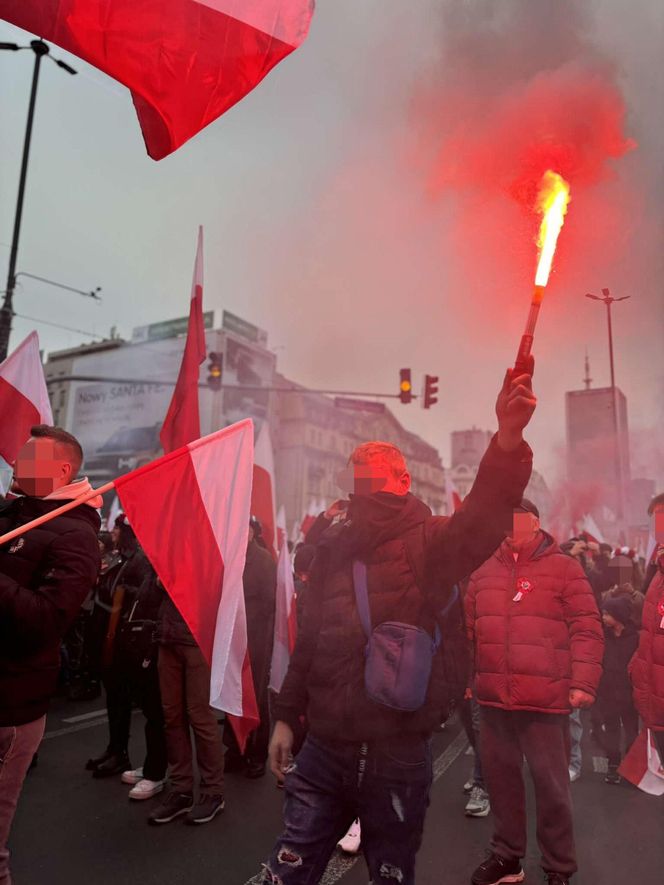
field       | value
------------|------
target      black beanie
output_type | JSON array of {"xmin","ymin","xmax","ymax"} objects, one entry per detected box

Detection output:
[{"xmin": 602, "ymin": 595, "xmax": 632, "ymax": 626}]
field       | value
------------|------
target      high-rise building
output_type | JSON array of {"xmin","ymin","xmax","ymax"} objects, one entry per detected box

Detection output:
[{"xmin": 565, "ymin": 386, "xmax": 630, "ymax": 520}]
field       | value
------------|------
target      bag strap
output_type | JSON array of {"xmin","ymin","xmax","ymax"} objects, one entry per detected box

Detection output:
[{"xmin": 352, "ymin": 560, "xmax": 373, "ymax": 639}]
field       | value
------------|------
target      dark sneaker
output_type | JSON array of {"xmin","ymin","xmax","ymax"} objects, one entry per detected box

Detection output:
[
  {"xmin": 245, "ymin": 761, "xmax": 266, "ymax": 779},
  {"xmin": 545, "ymin": 874, "xmax": 570, "ymax": 885},
  {"xmin": 148, "ymin": 792, "xmax": 194, "ymax": 825},
  {"xmin": 92, "ymin": 752, "xmax": 131, "ymax": 778},
  {"xmin": 185, "ymin": 794, "xmax": 225, "ymax": 825},
  {"xmin": 85, "ymin": 749, "xmax": 113, "ymax": 772},
  {"xmin": 605, "ymin": 765, "xmax": 621, "ymax": 785},
  {"xmin": 471, "ymin": 852, "xmax": 525, "ymax": 885}
]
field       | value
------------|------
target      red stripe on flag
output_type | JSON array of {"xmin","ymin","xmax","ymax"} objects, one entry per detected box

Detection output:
[
  {"xmin": 227, "ymin": 649, "xmax": 260, "ymax": 753},
  {"xmin": 0, "ymin": 377, "xmax": 41, "ymax": 464},
  {"xmin": 251, "ymin": 464, "xmax": 277, "ymax": 559},
  {"xmin": 115, "ymin": 446, "xmax": 223, "ymax": 663}
]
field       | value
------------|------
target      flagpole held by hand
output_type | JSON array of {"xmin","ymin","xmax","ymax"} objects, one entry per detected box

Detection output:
[{"xmin": 0, "ymin": 480, "xmax": 115, "ymax": 546}]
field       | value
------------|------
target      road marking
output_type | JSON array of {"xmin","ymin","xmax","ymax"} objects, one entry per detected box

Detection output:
[
  {"xmin": 62, "ymin": 709, "xmax": 107, "ymax": 724},
  {"xmin": 43, "ymin": 709, "xmax": 140, "ymax": 741},
  {"xmin": 243, "ymin": 730, "xmax": 469, "ymax": 885},
  {"xmin": 593, "ymin": 756, "xmax": 608, "ymax": 774}
]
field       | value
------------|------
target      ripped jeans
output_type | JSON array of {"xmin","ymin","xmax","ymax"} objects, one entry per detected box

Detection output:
[{"xmin": 262, "ymin": 732, "xmax": 432, "ymax": 885}]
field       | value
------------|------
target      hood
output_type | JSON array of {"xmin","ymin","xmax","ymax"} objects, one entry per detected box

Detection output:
[
  {"xmin": 331, "ymin": 491, "xmax": 431, "ymax": 560},
  {"xmin": 45, "ymin": 477, "xmax": 104, "ymax": 509}
]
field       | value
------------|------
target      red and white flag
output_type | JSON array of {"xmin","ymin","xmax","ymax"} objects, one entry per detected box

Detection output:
[
  {"xmin": 0, "ymin": 1, "xmax": 315, "ymax": 160},
  {"xmin": 269, "ymin": 507, "xmax": 297, "ymax": 692},
  {"xmin": 618, "ymin": 729, "xmax": 664, "ymax": 796},
  {"xmin": 0, "ymin": 331, "xmax": 53, "ymax": 490},
  {"xmin": 115, "ymin": 418, "xmax": 258, "ymax": 749},
  {"xmin": 251, "ymin": 422, "xmax": 277, "ymax": 559},
  {"xmin": 443, "ymin": 470, "xmax": 462, "ymax": 516},
  {"xmin": 160, "ymin": 228, "xmax": 206, "ymax": 454}
]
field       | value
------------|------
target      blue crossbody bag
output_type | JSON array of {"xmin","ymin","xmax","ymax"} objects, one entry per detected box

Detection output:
[{"xmin": 352, "ymin": 560, "xmax": 457, "ymax": 713}]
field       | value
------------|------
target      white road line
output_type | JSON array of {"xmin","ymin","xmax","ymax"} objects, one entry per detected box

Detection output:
[
  {"xmin": 243, "ymin": 730, "xmax": 469, "ymax": 885},
  {"xmin": 43, "ymin": 709, "xmax": 140, "ymax": 741},
  {"xmin": 592, "ymin": 756, "xmax": 608, "ymax": 774},
  {"xmin": 62, "ymin": 709, "xmax": 107, "ymax": 724}
]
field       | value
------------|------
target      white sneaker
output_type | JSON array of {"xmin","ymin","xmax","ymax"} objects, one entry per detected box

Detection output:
[
  {"xmin": 569, "ymin": 767, "xmax": 581, "ymax": 783},
  {"xmin": 337, "ymin": 819, "xmax": 361, "ymax": 854},
  {"xmin": 464, "ymin": 785, "xmax": 490, "ymax": 817},
  {"xmin": 128, "ymin": 778, "xmax": 165, "ymax": 800},
  {"xmin": 121, "ymin": 767, "xmax": 144, "ymax": 785}
]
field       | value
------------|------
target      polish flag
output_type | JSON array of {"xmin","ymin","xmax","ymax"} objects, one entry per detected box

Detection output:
[
  {"xmin": 443, "ymin": 470, "xmax": 463, "ymax": 516},
  {"xmin": 276, "ymin": 505, "xmax": 287, "ymax": 553},
  {"xmin": 0, "ymin": 331, "xmax": 53, "ymax": 491},
  {"xmin": 0, "ymin": 1, "xmax": 315, "ymax": 160},
  {"xmin": 160, "ymin": 227, "xmax": 206, "ymax": 454},
  {"xmin": 618, "ymin": 730, "xmax": 664, "ymax": 796},
  {"xmin": 251, "ymin": 422, "xmax": 277, "ymax": 559},
  {"xmin": 115, "ymin": 418, "xmax": 258, "ymax": 748},
  {"xmin": 269, "ymin": 507, "xmax": 297, "ymax": 692}
]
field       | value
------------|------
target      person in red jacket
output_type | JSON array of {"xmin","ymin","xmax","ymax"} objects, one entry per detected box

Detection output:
[
  {"xmin": 630, "ymin": 546, "xmax": 664, "ymax": 766},
  {"xmin": 465, "ymin": 499, "xmax": 603, "ymax": 885}
]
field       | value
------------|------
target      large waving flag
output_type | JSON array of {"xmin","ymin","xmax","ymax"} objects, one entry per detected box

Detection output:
[
  {"xmin": 269, "ymin": 508, "xmax": 297, "ymax": 692},
  {"xmin": 115, "ymin": 419, "xmax": 259, "ymax": 747},
  {"xmin": 0, "ymin": 1, "xmax": 315, "ymax": 160},
  {"xmin": 618, "ymin": 730, "xmax": 664, "ymax": 796},
  {"xmin": 251, "ymin": 421, "xmax": 277, "ymax": 559},
  {"xmin": 0, "ymin": 331, "xmax": 52, "ymax": 492},
  {"xmin": 160, "ymin": 227, "xmax": 206, "ymax": 454}
]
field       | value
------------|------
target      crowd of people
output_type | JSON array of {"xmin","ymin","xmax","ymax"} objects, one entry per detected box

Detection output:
[{"xmin": 1, "ymin": 360, "xmax": 663, "ymax": 885}]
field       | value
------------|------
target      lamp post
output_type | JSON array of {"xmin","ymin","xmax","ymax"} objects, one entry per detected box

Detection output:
[
  {"xmin": 585, "ymin": 287, "xmax": 631, "ymax": 521},
  {"xmin": 0, "ymin": 39, "xmax": 77, "ymax": 361}
]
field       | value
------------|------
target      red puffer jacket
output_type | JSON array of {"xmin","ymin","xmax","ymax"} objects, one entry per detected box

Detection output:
[
  {"xmin": 630, "ymin": 555, "xmax": 664, "ymax": 731},
  {"xmin": 465, "ymin": 532, "xmax": 603, "ymax": 714}
]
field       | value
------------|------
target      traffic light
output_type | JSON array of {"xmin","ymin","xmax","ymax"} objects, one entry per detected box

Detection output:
[
  {"xmin": 423, "ymin": 374, "xmax": 439, "ymax": 409},
  {"xmin": 207, "ymin": 352, "xmax": 223, "ymax": 390},
  {"xmin": 399, "ymin": 368, "xmax": 413, "ymax": 404}
]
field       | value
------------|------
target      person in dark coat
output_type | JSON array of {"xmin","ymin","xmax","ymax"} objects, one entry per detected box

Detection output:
[
  {"xmin": 85, "ymin": 515, "xmax": 155, "ymax": 779},
  {"xmin": 597, "ymin": 594, "xmax": 639, "ymax": 784},
  {"xmin": 224, "ymin": 520, "xmax": 277, "ymax": 778},
  {"xmin": 261, "ymin": 361, "xmax": 536, "ymax": 885},
  {"xmin": 465, "ymin": 501, "xmax": 603, "ymax": 885},
  {"xmin": 0, "ymin": 425, "xmax": 101, "ymax": 884}
]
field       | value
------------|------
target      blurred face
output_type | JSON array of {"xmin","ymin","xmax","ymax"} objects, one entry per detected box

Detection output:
[
  {"xmin": 337, "ymin": 459, "xmax": 411, "ymax": 497},
  {"xmin": 248, "ymin": 525, "xmax": 255, "ymax": 543},
  {"xmin": 602, "ymin": 612, "xmax": 622, "ymax": 633},
  {"xmin": 111, "ymin": 526, "xmax": 121, "ymax": 546},
  {"xmin": 13, "ymin": 437, "xmax": 73, "ymax": 497},
  {"xmin": 507, "ymin": 510, "xmax": 540, "ymax": 549}
]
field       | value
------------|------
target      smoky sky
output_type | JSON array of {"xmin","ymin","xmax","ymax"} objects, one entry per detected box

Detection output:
[{"xmin": 0, "ymin": 0, "xmax": 662, "ymax": 489}]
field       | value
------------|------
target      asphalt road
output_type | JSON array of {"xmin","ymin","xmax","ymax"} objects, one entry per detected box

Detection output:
[{"xmin": 9, "ymin": 698, "xmax": 661, "ymax": 885}]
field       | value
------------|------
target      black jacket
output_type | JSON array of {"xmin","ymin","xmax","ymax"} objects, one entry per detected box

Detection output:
[
  {"xmin": 597, "ymin": 624, "xmax": 639, "ymax": 715},
  {"xmin": 0, "ymin": 495, "xmax": 101, "ymax": 726},
  {"xmin": 243, "ymin": 539, "xmax": 277, "ymax": 695},
  {"xmin": 273, "ymin": 436, "xmax": 532, "ymax": 742}
]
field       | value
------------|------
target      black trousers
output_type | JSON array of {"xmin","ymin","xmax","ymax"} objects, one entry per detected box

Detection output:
[
  {"xmin": 600, "ymin": 702, "xmax": 639, "ymax": 767},
  {"xmin": 480, "ymin": 707, "xmax": 576, "ymax": 876},
  {"xmin": 102, "ymin": 656, "xmax": 167, "ymax": 781}
]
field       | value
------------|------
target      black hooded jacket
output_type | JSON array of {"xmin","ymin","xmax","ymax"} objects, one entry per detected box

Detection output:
[
  {"xmin": 0, "ymin": 495, "xmax": 101, "ymax": 726},
  {"xmin": 273, "ymin": 436, "xmax": 532, "ymax": 742}
]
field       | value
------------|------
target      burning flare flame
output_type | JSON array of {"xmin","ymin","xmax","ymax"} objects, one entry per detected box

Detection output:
[{"xmin": 534, "ymin": 170, "xmax": 571, "ymax": 287}]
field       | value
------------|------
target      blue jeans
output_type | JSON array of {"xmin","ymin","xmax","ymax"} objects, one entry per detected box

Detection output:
[
  {"xmin": 568, "ymin": 709, "xmax": 582, "ymax": 776},
  {"xmin": 262, "ymin": 732, "xmax": 433, "ymax": 885}
]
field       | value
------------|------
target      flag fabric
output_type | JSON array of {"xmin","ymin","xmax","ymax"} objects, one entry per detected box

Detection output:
[
  {"xmin": 251, "ymin": 421, "xmax": 277, "ymax": 559},
  {"xmin": 618, "ymin": 729, "xmax": 664, "ymax": 796},
  {"xmin": 0, "ymin": 1, "xmax": 315, "ymax": 160},
  {"xmin": 577, "ymin": 512, "xmax": 605, "ymax": 544},
  {"xmin": 276, "ymin": 504, "xmax": 287, "ymax": 553},
  {"xmin": 269, "ymin": 508, "xmax": 297, "ymax": 692},
  {"xmin": 443, "ymin": 469, "xmax": 462, "ymax": 516},
  {"xmin": 0, "ymin": 331, "xmax": 53, "ymax": 492},
  {"xmin": 160, "ymin": 227, "xmax": 206, "ymax": 454},
  {"xmin": 115, "ymin": 418, "xmax": 258, "ymax": 748}
]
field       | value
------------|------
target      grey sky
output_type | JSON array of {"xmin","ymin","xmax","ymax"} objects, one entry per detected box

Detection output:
[{"xmin": 1, "ymin": 0, "xmax": 662, "ymax": 487}]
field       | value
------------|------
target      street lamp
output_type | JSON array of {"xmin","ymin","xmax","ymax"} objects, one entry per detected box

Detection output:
[
  {"xmin": 584, "ymin": 287, "xmax": 631, "ymax": 522},
  {"xmin": 0, "ymin": 39, "xmax": 78, "ymax": 361},
  {"xmin": 15, "ymin": 271, "xmax": 102, "ymax": 301}
]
